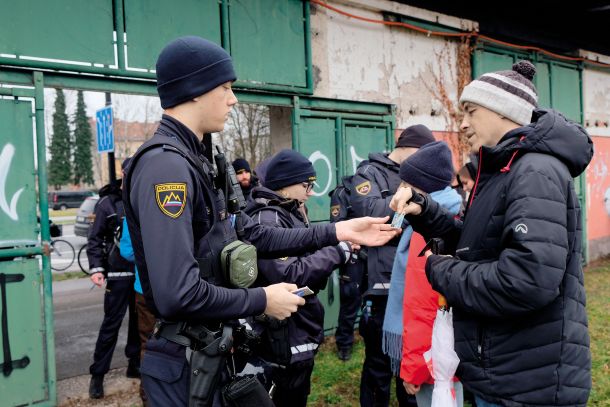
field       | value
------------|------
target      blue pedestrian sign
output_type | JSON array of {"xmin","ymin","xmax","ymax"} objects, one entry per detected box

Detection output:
[{"xmin": 96, "ymin": 106, "xmax": 114, "ymax": 153}]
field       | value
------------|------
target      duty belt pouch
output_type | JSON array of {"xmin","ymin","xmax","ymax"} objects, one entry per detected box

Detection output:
[
  {"xmin": 263, "ymin": 317, "xmax": 292, "ymax": 366},
  {"xmin": 220, "ymin": 240, "xmax": 258, "ymax": 288},
  {"xmin": 222, "ymin": 375, "xmax": 274, "ymax": 407}
]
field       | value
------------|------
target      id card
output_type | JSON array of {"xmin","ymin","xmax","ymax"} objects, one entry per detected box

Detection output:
[
  {"xmin": 391, "ymin": 212, "xmax": 405, "ymax": 229},
  {"xmin": 292, "ymin": 286, "xmax": 314, "ymax": 297}
]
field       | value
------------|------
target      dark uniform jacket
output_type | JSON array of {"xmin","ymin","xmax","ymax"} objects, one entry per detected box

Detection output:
[
  {"xmin": 87, "ymin": 179, "xmax": 134, "ymax": 280},
  {"xmin": 350, "ymin": 153, "xmax": 402, "ymax": 296},
  {"xmin": 246, "ymin": 187, "xmax": 345, "ymax": 363},
  {"xmin": 409, "ymin": 109, "xmax": 593, "ymax": 406},
  {"xmin": 124, "ymin": 115, "xmax": 339, "ymax": 324}
]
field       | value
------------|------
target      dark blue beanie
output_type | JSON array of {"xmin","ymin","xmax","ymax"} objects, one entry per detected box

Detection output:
[
  {"xmin": 399, "ymin": 141, "xmax": 454, "ymax": 193},
  {"xmin": 232, "ymin": 158, "xmax": 251, "ymax": 174},
  {"xmin": 264, "ymin": 149, "xmax": 317, "ymax": 191},
  {"xmin": 156, "ymin": 36, "xmax": 237, "ymax": 109}
]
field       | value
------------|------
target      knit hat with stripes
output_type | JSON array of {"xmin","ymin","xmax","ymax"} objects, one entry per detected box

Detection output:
[{"xmin": 459, "ymin": 60, "xmax": 538, "ymax": 126}]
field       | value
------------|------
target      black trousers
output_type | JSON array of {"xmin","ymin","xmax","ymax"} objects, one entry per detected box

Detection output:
[
  {"xmin": 90, "ymin": 278, "xmax": 140, "ymax": 376},
  {"xmin": 271, "ymin": 359, "xmax": 315, "ymax": 407},
  {"xmin": 359, "ymin": 297, "xmax": 415, "ymax": 407},
  {"xmin": 335, "ymin": 263, "xmax": 363, "ymax": 350}
]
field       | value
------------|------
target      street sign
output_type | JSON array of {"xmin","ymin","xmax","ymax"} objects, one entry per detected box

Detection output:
[{"xmin": 95, "ymin": 106, "xmax": 114, "ymax": 154}]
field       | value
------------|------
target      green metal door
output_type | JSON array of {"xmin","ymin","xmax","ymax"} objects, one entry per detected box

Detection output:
[
  {"xmin": 293, "ymin": 105, "xmax": 394, "ymax": 334},
  {"xmin": 343, "ymin": 121, "xmax": 392, "ymax": 175},
  {"xmin": 0, "ymin": 77, "xmax": 56, "ymax": 406}
]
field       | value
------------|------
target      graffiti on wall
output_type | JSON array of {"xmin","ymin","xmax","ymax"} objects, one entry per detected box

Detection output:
[
  {"xmin": 0, "ymin": 144, "xmax": 24, "ymax": 221},
  {"xmin": 308, "ymin": 145, "xmax": 368, "ymax": 196},
  {"xmin": 586, "ymin": 137, "xmax": 610, "ymax": 240}
]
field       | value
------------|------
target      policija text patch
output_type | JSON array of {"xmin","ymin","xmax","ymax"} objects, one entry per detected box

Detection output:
[
  {"xmin": 355, "ymin": 180, "xmax": 371, "ymax": 195},
  {"xmin": 155, "ymin": 183, "xmax": 187, "ymax": 218}
]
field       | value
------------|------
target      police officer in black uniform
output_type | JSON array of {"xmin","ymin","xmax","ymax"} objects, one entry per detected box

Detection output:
[
  {"xmin": 123, "ymin": 36, "xmax": 398, "ymax": 406},
  {"xmin": 350, "ymin": 125, "xmax": 434, "ymax": 407},
  {"xmin": 329, "ymin": 175, "xmax": 364, "ymax": 362},
  {"xmin": 87, "ymin": 161, "xmax": 140, "ymax": 399},
  {"xmin": 246, "ymin": 149, "xmax": 356, "ymax": 406}
]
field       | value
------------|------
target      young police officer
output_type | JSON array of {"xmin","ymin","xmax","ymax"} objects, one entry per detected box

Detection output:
[{"xmin": 124, "ymin": 36, "xmax": 398, "ymax": 406}]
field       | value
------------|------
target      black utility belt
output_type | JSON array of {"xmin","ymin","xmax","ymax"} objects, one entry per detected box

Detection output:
[{"xmin": 153, "ymin": 320, "xmax": 224, "ymax": 350}]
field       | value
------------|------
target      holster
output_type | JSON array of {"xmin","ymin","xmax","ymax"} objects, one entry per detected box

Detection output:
[
  {"xmin": 222, "ymin": 374, "xmax": 275, "ymax": 407},
  {"xmin": 185, "ymin": 325, "xmax": 233, "ymax": 407}
]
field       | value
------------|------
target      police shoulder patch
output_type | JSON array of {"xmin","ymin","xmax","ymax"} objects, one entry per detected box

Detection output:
[
  {"xmin": 355, "ymin": 180, "xmax": 371, "ymax": 196},
  {"xmin": 155, "ymin": 183, "xmax": 187, "ymax": 218},
  {"xmin": 330, "ymin": 205, "xmax": 340, "ymax": 218}
]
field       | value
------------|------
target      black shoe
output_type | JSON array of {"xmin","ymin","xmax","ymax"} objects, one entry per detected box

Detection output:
[
  {"xmin": 126, "ymin": 359, "xmax": 141, "ymax": 378},
  {"xmin": 337, "ymin": 348, "xmax": 352, "ymax": 361},
  {"xmin": 89, "ymin": 375, "xmax": 104, "ymax": 399}
]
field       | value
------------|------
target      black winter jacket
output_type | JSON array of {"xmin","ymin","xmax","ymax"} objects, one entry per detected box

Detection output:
[
  {"xmin": 87, "ymin": 179, "xmax": 134, "ymax": 279},
  {"xmin": 410, "ymin": 109, "xmax": 593, "ymax": 406},
  {"xmin": 246, "ymin": 187, "xmax": 345, "ymax": 363},
  {"xmin": 350, "ymin": 153, "xmax": 402, "ymax": 296}
]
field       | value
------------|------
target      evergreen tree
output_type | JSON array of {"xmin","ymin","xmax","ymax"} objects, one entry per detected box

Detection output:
[
  {"xmin": 72, "ymin": 90, "xmax": 94, "ymax": 185},
  {"xmin": 48, "ymin": 89, "xmax": 72, "ymax": 189}
]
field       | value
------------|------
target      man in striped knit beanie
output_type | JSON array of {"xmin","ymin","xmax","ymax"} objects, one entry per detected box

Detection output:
[
  {"xmin": 459, "ymin": 60, "xmax": 538, "ymax": 153},
  {"xmin": 392, "ymin": 60, "xmax": 593, "ymax": 407}
]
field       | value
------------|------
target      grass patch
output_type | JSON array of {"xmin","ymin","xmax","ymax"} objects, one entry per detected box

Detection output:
[
  {"xmin": 311, "ymin": 261, "xmax": 610, "ymax": 406},
  {"xmin": 52, "ymin": 271, "xmax": 87, "ymax": 282},
  {"xmin": 585, "ymin": 263, "xmax": 610, "ymax": 405},
  {"xmin": 49, "ymin": 208, "xmax": 78, "ymax": 218}
]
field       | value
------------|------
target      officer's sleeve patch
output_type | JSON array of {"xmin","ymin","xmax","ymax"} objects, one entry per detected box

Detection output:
[
  {"xmin": 330, "ymin": 205, "xmax": 340, "ymax": 218},
  {"xmin": 155, "ymin": 183, "xmax": 187, "ymax": 218},
  {"xmin": 355, "ymin": 180, "xmax": 371, "ymax": 196}
]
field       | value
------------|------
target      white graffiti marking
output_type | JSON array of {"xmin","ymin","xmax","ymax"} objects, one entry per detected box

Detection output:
[
  {"xmin": 350, "ymin": 145, "xmax": 366, "ymax": 174},
  {"xmin": 308, "ymin": 151, "xmax": 332, "ymax": 197},
  {"xmin": 0, "ymin": 144, "xmax": 24, "ymax": 221}
]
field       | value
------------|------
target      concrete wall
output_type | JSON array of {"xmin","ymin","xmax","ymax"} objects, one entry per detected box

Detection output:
[
  {"xmin": 583, "ymin": 68, "xmax": 610, "ymax": 260},
  {"xmin": 310, "ymin": 0, "xmax": 474, "ymax": 132}
]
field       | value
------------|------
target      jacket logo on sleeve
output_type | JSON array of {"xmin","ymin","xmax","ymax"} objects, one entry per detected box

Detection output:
[
  {"xmin": 515, "ymin": 223, "xmax": 528, "ymax": 234},
  {"xmin": 155, "ymin": 183, "xmax": 187, "ymax": 218},
  {"xmin": 330, "ymin": 205, "xmax": 340, "ymax": 217},
  {"xmin": 355, "ymin": 181, "xmax": 371, "ymax": 196}
]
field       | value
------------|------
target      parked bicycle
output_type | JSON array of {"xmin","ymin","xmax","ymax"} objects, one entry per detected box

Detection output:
[
  {"xmin": 50, "ymin": 238, "xmax": 75, "ymax": 272},
  {"xmin": 77, "ymin": 245, "xmax": 89, "ymax": 274}
]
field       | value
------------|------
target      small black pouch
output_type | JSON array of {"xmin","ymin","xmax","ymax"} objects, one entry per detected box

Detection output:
[{"xmin": 222, "ymin": 374, "xmax": 274, "ymax": 407}]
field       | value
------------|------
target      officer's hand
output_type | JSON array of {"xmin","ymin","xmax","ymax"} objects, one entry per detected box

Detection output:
[
  {"xmin": 263, "ymin": 283, "xmax": 305, "ymax": 320},
  {"xmin": 90, "ymin": 272, "xmax": 105, "ymax": 287},
  {"xmin": 390, "ymin": 186, "xmax": 422, "ymax": 215},
  {"xmin": 336, "ymin": 216, "xmax": 399, "ymax": 247},
  {"xmin": 404, "ymin": 382, "xmax": 421, "ymax": 395}
]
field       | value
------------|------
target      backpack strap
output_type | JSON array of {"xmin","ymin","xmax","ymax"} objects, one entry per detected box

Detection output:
[{"xmin": 247, "ymin": 205, "xmax": 295, "ymax": 229}]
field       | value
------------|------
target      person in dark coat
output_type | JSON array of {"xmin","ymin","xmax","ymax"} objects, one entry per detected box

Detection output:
[
  {"xmin": 391, "ymin": 60, "xmax": 592, "ymax": 407},
  {"xmin": 124, "ymin": 36, "xmax": 398, "ymax": 406},
  {"xmin": 87, "ymin": 161, "xmax": 140, "ymax": 399},
  {"xmin": 232, "ymin": 157, "xmax": 259, "ymax": 201},
  {"xmin": 350, "ymin": 125, "xmax": 435, "ymax": 407},
  {"xmin": 245, "ymin": 149, "xmax": 356, "ymax": 407}
]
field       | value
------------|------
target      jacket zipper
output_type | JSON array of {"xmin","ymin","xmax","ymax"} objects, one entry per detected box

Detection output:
[{"xmin": 477, "ymin": 324, "xmax": 485, "ymax": 365}]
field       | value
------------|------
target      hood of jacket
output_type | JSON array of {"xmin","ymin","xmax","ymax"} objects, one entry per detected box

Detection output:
[{"xmin": 482, "ymin": 109, "xmax": 593, "ymax": 177}]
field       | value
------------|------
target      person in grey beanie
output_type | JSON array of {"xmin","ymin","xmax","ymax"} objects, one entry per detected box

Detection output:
[{"xmin": 391, "ymin": 60, "xmax": 592, "ymax": 407}]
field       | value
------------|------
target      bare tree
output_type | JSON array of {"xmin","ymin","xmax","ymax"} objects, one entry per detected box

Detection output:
[
  {"xmin": 215, "ymin": 104, "xmax": 271, "ymax": 168},
  {"xmin": 422, "ymin": 37, "xmax": 473, "ymax": 164}
]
